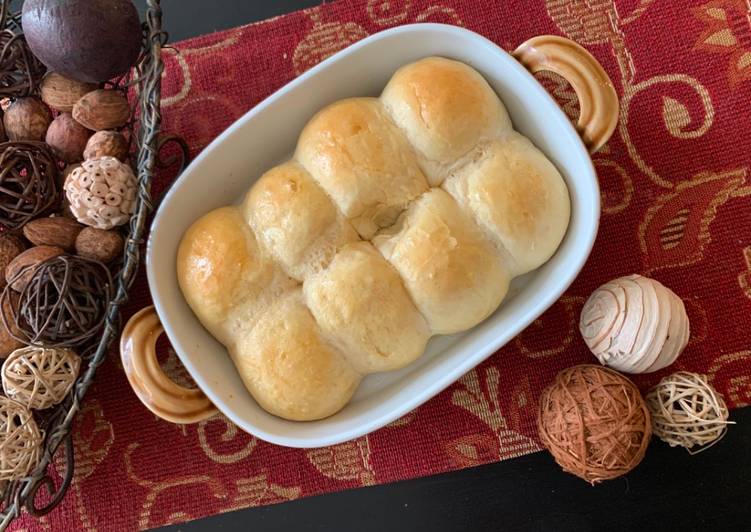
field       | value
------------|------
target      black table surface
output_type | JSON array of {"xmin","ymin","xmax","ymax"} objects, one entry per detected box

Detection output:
[{"xmin": 132, "ymin": 1, "xmax": 751, "ymax": 530}]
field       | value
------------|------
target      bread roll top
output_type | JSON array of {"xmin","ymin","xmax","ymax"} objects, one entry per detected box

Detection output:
[
  {"xmin": 304, "ymin": 241, "xmax": 430, "ymax": 373},
  {"xmin": 244, "ymin": 161, "xmax": 358, "ymax": 280},
  {"xmin": 381, "ymin": 57, "xmax": 512, "ymax": 186},
  {"xmin": 231, "ymin": 289, "xmax": 361, "ymax": 421},
  {"xmin": 296, "ymin": 97, "xmax": 429, "ymax": 239},
  {"xmin": 373, "ymin": 189, "xmax": 511, "ymax": 334},
  {"xmin": 443, "ymin": 134, "xmax": 570, "ymax": 276}
]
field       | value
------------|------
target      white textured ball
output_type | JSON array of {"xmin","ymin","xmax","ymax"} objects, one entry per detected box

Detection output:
[
  {"xmin": 579, "ymin": 274, "xmax": 689, "ymax": 374},
  {"xmin": 64, "ymin": 156, "xmax": 136, "ymax": 230}
]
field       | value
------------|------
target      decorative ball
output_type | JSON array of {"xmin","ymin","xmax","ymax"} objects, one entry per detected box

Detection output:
[
  {"xmin": 0, "ymin": 234, "xmax": 25, "ymax": 290},
  {"xmin": 2, "ymin": 346, "xmax": 80, "ymax": 410},
  {"xmin": 3, "ymin": 97, "xmax": 52, "ymax": 141},
  {"xmin": 646, "ymin": 371, "xmax": 732, "ymax": 454},
  {"xmin": 0, "ymin": 23, "xmax": 47, "ymax": 99},
  {"xmin": 0, "ymin": 141, "xmax": 60, "ymax": 229},
  {"xmin": 0, "ymin": 396, "xmax": 43, "ymax": 481},
  {"xmin": 21, "ymin": 0, "xmax": 142, "ymax": 84},
  {"xmin": 64, "ymin": 156, "xmax": 136, "ymax": 229},
  {"xmin": 0, "ymin": 292, "xmax": 24, "ymax": 358},
  {"xmin": 40, "ymin": 72, "xmax": 98, "ymax": 113},
  {"xmin": 580, "ymin": 274, "xmax": 689, "ymax": 374},
  {"xmin": 45, "ymin": 112, "xmax": 92, "ymax": 163},
  {"xmin": 537, "ymin": 365, "xmax": 652, "ymax": 484},
  {"xmin": 84, "ymin": 130, "xmax": 129, "ymax": 161},
  {"xmin": 0, "ymin": 254, "xmax": 112, "ymax": 348}
]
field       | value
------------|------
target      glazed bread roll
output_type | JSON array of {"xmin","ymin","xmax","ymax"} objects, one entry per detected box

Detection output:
[
  {"xmin": 373, "ymin": 189, "xmax": 510, "ymax": 334},
  {"xmin": 244, "ymin": 161, "xmax": 357, "ymax": 280},
  {"xmin": 304, "ymin": 242, "xmax": 430, "ymax": 373},
  {"xmin": 296, "ymin": 97, "xmax": 429, "ymax": 239},
  {"xmin": 382, "ymin": 56, "xmax": 512, "ymax": 186},
  {"xmin": 443, "ymin": 134, "xmax": 571, "ymax": 275},
  {"xmin": 177, "ymin": 56, "xmax": 571, "ymax": 421},
  {"xmin": 232, "ymin": 290, "xmax": 361, "ymax": 421}
]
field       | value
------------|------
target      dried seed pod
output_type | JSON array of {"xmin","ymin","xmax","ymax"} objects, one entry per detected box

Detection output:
[
  {"xmin": 5, "ymin": 245, "xmax": 64, "ymax": 292},
  {"xmin": 0, "ymin": 292, "xmax": 24, "ymax": 358},
  {"xmin": 23, "ymin": 216, "xmax": 84, "ymax": 250},
  {"xmin": 84, "ymin": 130, "xmax": 129, "ymax": 161},
  {"xmin": 3, "ymin": 97, "xmax": 52, "ymax": 141},
  {"xmin": 45, "ymin": 112, "xmax": 92, "ymax": 163},
  {"xmin": 0, "ymin": 235, "xmax": 25, "ymax": 290},
  {"xmin": 40, "ymin": 72, "xmax": 98, "ymax": 113},
  {"xmin": 74, "ymin": 227, "xmax": 124, "ymax": 263},
  {"xmin": 72, "ymin": 89, "xmax": 130, "ymax": 131}
]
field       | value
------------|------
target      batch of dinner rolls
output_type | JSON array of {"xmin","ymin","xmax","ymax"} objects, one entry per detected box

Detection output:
[{"xmin": 177, "ymin": 57, "xmax": 571, "ymax": 421}]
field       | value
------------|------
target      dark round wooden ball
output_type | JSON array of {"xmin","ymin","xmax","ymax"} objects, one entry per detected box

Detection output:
[{"xmin": 22, "ymin": 0, "xmax": 142, "ymax": 84}]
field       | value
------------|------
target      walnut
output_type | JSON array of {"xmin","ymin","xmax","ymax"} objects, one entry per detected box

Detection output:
[{"xmin": 64, "ymin": 157, "xmax": 136, "ymax": 230}]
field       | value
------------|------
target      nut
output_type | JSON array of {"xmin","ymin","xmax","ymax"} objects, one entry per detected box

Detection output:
[
  {"xmin": 0, "ymin": 235, "xmax": 25, "ymax": 290},
  {"xmin": 75, "ymin": 227, "xmax": 123, "ymax": 263},
  {"xmin": 84, "ymin": 130, "xmax": 129, "ymax": 161},
  {"xmin": 3, "ymin": 97, "xmax": 52, "ymax": 141},
  {"xmin": 72, "ymin": 89, "xmax": 130, "ymax": 131},
  {"xmin": 0, "ymin": 292, "xmax": 23, "ymax": 357},
  {"xmin": 5, "ymin": 245, "xmax": 64, "ymax": 291},
  {"xmin": 22, "ymin": 216, "xmax": 84, "ymax": 250},
  {"xmin": 40, "ymin": 72, "xmax": 98, "ymax": 113},
  {"xmin": 45, "ymin": 113, "xmax": 92, "ymax": 163}
]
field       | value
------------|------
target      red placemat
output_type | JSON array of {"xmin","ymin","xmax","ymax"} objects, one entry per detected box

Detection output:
[{"xmin": 13, "ymin": 0, "xmax": 751, "ymax": 529}]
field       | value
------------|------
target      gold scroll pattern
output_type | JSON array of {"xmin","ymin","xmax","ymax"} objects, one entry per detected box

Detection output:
[
  {"xmin": 708, "ymin": 350, "xmax": 751, "ymax": 407},
  {"xmin": 307, "ymin": 437, "xmax": 377, "ymax": 486},
  {"xmin": 448, "ymin": 367, "xmax": 540, "ymax": 467}
]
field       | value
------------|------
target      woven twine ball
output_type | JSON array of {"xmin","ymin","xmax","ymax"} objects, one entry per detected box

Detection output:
[
  {"xmin": 2, "ymin": 346, "xmax": 80, "ymax": 410},
  {"xmin": 0, "ymin": 141, "xmax": 60, "ymax": 229},
  {"xmin": 64, "ymin": 156, "xmax": 136, "ymax": 230},
  {"xmin": 537, "ymin": 365, "xmax": 652, "ymax": 484},
  {"xmin": 0, "ymin": 396, "xmax": 42, "ymax": 481},
  {"xmin": 0, "ymin": 254, "xmax": 112, "ymax": 348},
  {"xmin": 0, "ymin": 21, "xmax": 47, "ymax": 99},
  {"xmin": 645, "ymin": 371, "xmax": 733, "ymax": 454}
]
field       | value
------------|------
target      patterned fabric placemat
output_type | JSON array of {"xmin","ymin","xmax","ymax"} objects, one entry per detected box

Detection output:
[{"xmin": 13, "ymin": 0, "xmax": 751, "ymax": 529}]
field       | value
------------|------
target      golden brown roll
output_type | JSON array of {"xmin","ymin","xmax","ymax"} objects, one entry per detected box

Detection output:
[
  {"xmin": 304, "ymin": 242, "xmax": 430, "ymax": 373},
  {"xmin": 244, "ymin": 161, "xmax": 358, "ymax": 280},
  {"xmin": 231, "ymin": 290, "xmax": 361, "ymax": 421},
  {"xmin": 176, "ymin": 206, "xmax": 295, "ymax": 345},
  {"xmin": 373, "ymin": 189, "xmax": 511, "ymax": 334},
  {"xmin": 381, "ymin": 56, "xmax": 512, "ymax": 186},
  {"xmin": 443, "ymin": 134, "xmax": 570, "ymax": 276},
  {"xmin": 296, "ymin": 97, "xmax": 429, "ymax": 239}
]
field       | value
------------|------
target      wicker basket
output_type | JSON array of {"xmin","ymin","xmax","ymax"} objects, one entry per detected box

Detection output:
[{"xmin": 0, "ymin": 0, "xmax": 184, "ymax": 527}]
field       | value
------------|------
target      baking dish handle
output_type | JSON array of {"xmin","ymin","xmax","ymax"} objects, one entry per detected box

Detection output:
[
  {"xmin": 513, "ymin": 35, "xmax": 618, "ymax": 153},
  {"xmin": 120, "ymin": 306, "xmax": 218, "ymax": 424}
]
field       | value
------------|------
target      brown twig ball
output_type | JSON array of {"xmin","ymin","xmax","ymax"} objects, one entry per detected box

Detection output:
[
  {"xmin": 0, "ymin": 396, "xmax": 42, "ymax": 481},
  {"xmin": 537, "ymin": 365, "xmax": 652, "ymax": 484},
  {"xmin": 646, "ymin": 372, "xmax": 733, "ymax": 454},
  {"xmin": 0, "ymin": 141, "xmax": 60, "ymax": 229},
  {"xmin": 2, "ymin": 346, "xmax": 81, "ymax": 410},
  {"xmin": 0, "ymin": 25, "xmax": 47, "ymax": 99},
  {"xmin": 1, "ymin": 254, "xmax": 113, "ymax": 349}
]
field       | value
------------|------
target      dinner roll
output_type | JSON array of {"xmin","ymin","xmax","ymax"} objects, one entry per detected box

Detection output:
[
  {"xmin": 244, "ymin": 161, "xmax": 358, "ymax": 280},
  {"xmin": 177, "ymin": 207, "xmax": 295, "ymax": 344},
  {"xmin": 381, "ymin": 56, "xmax": 512, "ymax": 186},
  {"xmin": 304, "ymin": 242, "xmax": 430, "ymax": 373},
  {"xmin": 231, "ymin": 290, "xmax": 361, "ymax": 421},
  {"xmin": 373, "ymin": 189, "xmax": 511, "ymax": 334},
  {"xmin": 443, "ymin": 133, "xmax": 570, "ymax": 276},
  {"xmin": 296, "ymin": 97, "xmax": 429, "ymax": 239}
]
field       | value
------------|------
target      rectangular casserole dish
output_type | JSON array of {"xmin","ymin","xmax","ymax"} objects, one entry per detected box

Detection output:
[{"xmin": 133, "ymin": 23, "xmax": 616, "ymax": 447}]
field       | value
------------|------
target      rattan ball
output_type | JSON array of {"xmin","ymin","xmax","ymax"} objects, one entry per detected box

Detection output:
[
  {"xmin": 0, "ymin": 16, "xmax": 47, "ymax": 99},
  {"xmin": 646, "ymin": 371, "xmax": 733, "ymax": 454},
  {"xmin": 2, "ymin": 346, "xmax": 80, "ymax": 410},
  {"xmin": 537, "ymin": 365, "xmax": 652, "ymax": 484},
  {"xmin": 0, "ymin": 141, "xmax": 60, "ymax": 229},
  {"xmin": 0, "ymin": 254, "xmax": 112, "ymax": 348},
  {"xmin": 0, "ymin": 396, "xmax": 42, "ymax": 481}
]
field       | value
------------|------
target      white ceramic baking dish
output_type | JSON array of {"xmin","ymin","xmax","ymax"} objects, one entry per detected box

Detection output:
[{"xmin": 120, "ymin": 23, "xmax": 617, "ymax": 447}]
